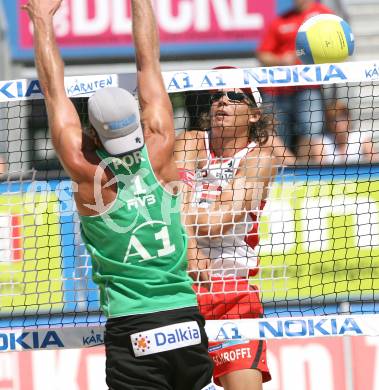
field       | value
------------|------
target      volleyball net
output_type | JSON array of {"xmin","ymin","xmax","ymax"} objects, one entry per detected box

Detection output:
[{"xmin": 0, "ymin": 61, "xmax": 379, "ymax": 352}]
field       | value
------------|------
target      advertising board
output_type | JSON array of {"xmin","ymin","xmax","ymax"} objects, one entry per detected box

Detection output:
[
  {"xmin": 1, "ymin": 336, "xmax": 378, "ymax": 389},
  {"xmin": 2, "ymin": 0, "xmax": 294, "ymax": 61},
  {"xmin": 0, "ymin": 180, "xmax": 99, "ymax": 319},
  {"xmin": 1, "ymin": 165, "xmax": 378, "ymax": 322},
  {"xmin": 258, "ymin": 166, "xmax": 379, "ymax": 303}
]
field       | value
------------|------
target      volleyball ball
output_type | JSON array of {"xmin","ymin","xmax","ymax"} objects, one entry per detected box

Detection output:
[{"xmin": 296, "ymin": 14, "xmax": 354, "ymax": 64}]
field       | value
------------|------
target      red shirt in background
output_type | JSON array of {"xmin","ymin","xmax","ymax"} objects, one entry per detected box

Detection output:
[{"xmin": 257, "ymin": 3, "xmax": 334, "ymax": 94}]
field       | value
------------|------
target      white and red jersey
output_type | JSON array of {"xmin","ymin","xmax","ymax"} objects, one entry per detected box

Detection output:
[{"xmin": 181, "ymin": 132, "xmax": 265, "ymax": 279}]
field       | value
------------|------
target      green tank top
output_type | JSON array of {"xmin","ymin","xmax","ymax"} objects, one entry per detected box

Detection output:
[{"xmin": 79, "ymin": 146, "xmax": 197, "ymax": 318}]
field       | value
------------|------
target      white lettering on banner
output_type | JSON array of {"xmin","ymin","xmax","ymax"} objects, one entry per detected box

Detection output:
[
  {"xmin": 33, "ymin": 350, "xmax": 80, "ymax": 390},
  {"xmin": 52, "ymin": 0, "xmax": 263, "ymax": 37},
  {"xmin": 281, "ymin": 345, "xmax": 334, "ymax": 390},
  {"xmin": 264, "ymin": 351, "xmax": 279, "ymax": 390},
  {"xmin": 303, "ymin": 195, "xmax": 379, "ymax": 252},
  {"xmin": 0, "ymin": 354, "xmax": 19, "ymax": 389},
  {"xmin": 113, "ymin": 0, "xmax": 132, "ymax": 34},
  {"xmin": 160, "ymin": 0, "xmax": 264, "ymax": 33},
  {"xmin": 158, "ymin": 0, "xmax": 192, "ymax": 34},
  {"xmin": 259, "ymin": 318, "xmax": 363, "ymax": 338},
  {"xmin": 195, "ymin": 0, "xmax": 230, "ymax": 31},
  {"xmin": 53, "ymin": 0, "xmax": 132, "ymax": 36},
  {"xmin": 131, "ymin": 321, "xmax": 201, "ymax": 357},
  {"xmin": 27, "ymin": 1, "xmax": 70, "ymax": 37},
  {"xmin": 0, "ymin": 215, "xmax": 12, "ymax": 262},
  {"xmin": 258, "ymin": 199, "xmax": 295, "ymax": 256},
  {"xmin": 258, "ymin": 185, "xmax": 379, "ymax": 257},
  {"xmin": 232, "ymin": 0, "xmax": 263, "ymax": 29},
  {"xmin": 87, "ymin": 354, "xmax": 107, "ymax": 390},
  {"xmin": 73, "ymin": 0, "xmax": 109, "ymax": 35},
  {"xmin": 366, "ymin": 337, "xmax": 379, "ymax": 390},
  {"xmin": 52, "ymin": 0, "xmax": 70, "ymax": 37}
]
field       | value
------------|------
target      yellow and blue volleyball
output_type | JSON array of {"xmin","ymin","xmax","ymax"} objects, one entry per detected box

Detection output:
[{"xmin": 296, "ymin": 14, "xmax": 354, "ymax": 64}]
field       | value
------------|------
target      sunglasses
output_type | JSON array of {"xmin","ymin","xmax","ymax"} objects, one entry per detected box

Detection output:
[{"xmin": 210, "ymin": 91, "xmax": 255, "ymax": 105}]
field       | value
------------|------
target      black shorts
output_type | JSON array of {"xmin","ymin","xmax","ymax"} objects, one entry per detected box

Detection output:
[{"xmin": 105, "ymin": 306, "xmax": 214, "ymax": 390}]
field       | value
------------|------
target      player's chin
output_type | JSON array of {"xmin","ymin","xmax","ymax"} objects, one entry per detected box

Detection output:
[{"xmin": 211, "ymin": 116, "xmax": 232, "ymax": 128}]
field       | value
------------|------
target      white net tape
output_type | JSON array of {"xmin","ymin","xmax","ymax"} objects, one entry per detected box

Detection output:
[{"xmin": 0, "ymin": 62, "xmax": 379, "ymax": 351}]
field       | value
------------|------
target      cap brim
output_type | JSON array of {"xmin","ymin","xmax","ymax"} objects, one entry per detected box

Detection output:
[{"xmin": 98, "ymin": 125, "xmax": 144, "ymax": 156}]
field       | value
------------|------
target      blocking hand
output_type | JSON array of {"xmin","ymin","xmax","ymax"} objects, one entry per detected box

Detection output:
[{"xmin": 22, "ymin": 0, "xmax": 63, "ymax": 20}]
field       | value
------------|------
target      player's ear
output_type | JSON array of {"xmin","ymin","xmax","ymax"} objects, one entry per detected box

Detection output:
[{"xmin": 248, "ymin": 110, "xmax": 261, "ymax": 124}]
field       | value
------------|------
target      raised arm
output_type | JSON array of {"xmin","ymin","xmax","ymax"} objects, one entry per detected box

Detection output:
[
  {"xmin": 23, "ymin": 0, "xmax": 92, "ymax": 182},
  {"xmin": 131, "ymin": 0, "xmax": 175, "ymax": 166}
]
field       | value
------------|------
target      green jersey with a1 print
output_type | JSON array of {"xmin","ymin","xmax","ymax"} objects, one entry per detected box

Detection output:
[{"xmin": 79, "ymin": 146, "xmax": 196, "ymax": 318}]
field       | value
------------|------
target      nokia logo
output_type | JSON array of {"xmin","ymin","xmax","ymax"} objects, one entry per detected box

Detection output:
[
  {"xmin": 165, "ymin": 65, "xmax": 347, "ymax": 92},
  {"xmin": 243, "ymin": 64, "xmax": 347, "ymax": 85},
  {"xmin": 259, "ymin": 318, "xmax": 363, "ymax": 338},
  {"xmin": 0, "ymin": 330, "xmax": 64, "ymax": 351},
  {"xmin": 0, "ymin": 80, "xmax": 42, "ymax": 100}
]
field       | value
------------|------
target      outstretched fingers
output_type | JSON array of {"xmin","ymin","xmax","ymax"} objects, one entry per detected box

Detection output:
[{"xmin": 21, "ymin": 0, "xmax": 63, "ymax": 20}]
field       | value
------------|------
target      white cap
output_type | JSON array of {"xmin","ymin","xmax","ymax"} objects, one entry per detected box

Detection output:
[{"xmin": 88, "ymin": 87, "xmax": 144, "ymax": 156}]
